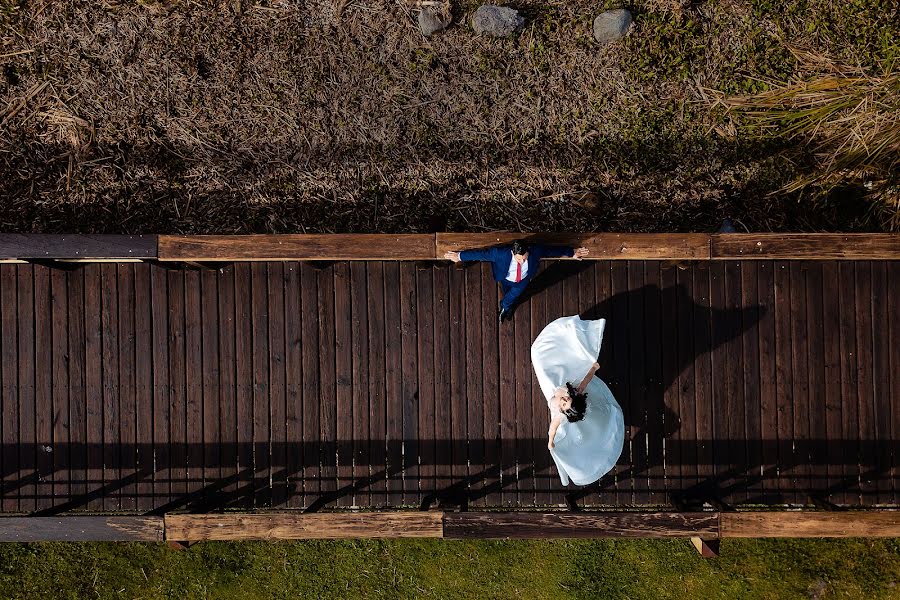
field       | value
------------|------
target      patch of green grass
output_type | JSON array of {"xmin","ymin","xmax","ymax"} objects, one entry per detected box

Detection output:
[
  {"xmin": 1, "ymin": 538, "xmax": 898, "ymax": 599},
  {"xmin": 624, "ymin": 11, "xmax": 706, "ymax": 82}
]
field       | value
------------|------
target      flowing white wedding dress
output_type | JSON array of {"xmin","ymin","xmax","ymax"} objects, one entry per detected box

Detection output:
[{"xmin": 531, "ymin": 316, "xmax": 625, "ymax": 486}]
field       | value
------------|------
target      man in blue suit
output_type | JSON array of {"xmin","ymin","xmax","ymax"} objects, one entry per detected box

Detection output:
[{"xmin": 444, "ymin": 239, "xmax": 590, "ymax": 322}]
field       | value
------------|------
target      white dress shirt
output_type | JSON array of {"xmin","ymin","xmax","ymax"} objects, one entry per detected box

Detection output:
[{"xmin": 506, "ymin": 253, "xmax": 529, "ymax": 283}]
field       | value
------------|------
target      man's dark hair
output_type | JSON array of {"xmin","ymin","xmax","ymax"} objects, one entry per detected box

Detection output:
[
  {"xmin": 563, "ymin": 382, "xmax": 587, "ymax": 423},
  {"xmin": 511, "ymin": 239, "xmax": 530, "ymax": 256}
]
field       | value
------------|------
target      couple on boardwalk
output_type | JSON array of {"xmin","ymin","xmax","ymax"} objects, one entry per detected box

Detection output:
[{"xmin": 445, "ymin": 240, "xmax": 625, "ymax": 488}]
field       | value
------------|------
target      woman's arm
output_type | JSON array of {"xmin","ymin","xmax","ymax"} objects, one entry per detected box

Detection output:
[
  {"xmin": 548, "ymin": 416, "xmax": 564, "ymax": 449},
  {"xmin": 577, "ymin": 361, "xmax": 600, "ymax": 394}
]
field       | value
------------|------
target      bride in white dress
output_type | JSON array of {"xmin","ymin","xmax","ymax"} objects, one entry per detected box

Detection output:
[{"xmin": 531, "ymin": 315, "xmax": 625, "ymax": 486}]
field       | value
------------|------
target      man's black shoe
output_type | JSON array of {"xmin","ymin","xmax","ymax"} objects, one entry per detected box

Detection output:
[{"xmin": 498, "ymin": 307, "xmax": 512, "ymax": 323}]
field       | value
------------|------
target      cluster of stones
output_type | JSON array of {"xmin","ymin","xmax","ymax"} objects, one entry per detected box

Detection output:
[{"xmin": 418, "ymin": 3, "xmax": 633, "ymax": 42}]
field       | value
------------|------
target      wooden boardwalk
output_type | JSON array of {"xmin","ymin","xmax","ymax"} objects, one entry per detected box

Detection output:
[{"xmin": 0, "ymin": 259, "xmax": 897, "ymax": 514}]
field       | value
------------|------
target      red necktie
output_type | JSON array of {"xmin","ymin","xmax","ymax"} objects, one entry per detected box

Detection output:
[{"xmin": 515, "ymin": 262, "xmax": 522, "ymax": 283}]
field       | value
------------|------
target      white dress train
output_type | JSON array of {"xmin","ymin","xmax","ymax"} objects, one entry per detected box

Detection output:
[{"xmin": 530, "ymin": 316, "xmax": 625, "ymax": 486}]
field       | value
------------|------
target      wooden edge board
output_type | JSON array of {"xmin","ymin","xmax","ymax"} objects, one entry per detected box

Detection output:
[
  {"xmin": 442, "ymin": 512, "xmax": 720, "ymax": 539},
  {"xmin": 0, "ymin": 234, "xmax": 158, "ymax": 260},
  {"xmin": 157, "ymin": 234, "xmax": 437, "ymax": 261},
  {"xmin": 711, "ymin": 234, "xmax": 900, "ymax": 260},
  {"xmin": 720, "ymin": 511, "xmax": 900, "ymax": 538},
  {"xmin": 163, "ymin": 512, "xmax": 445, "ymax": 541},
  {"xmin": 436, "ymin": 233, "xmax": 712, "ymax": 260},
  {"xmin": 0, "ymin": 516, "xmax": 164, "ymax": 542}
]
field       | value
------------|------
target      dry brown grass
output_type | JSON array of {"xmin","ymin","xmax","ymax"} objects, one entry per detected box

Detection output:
[{"xmin": 0, "ymin": 0, "xmax": 896, "ymax": 233}]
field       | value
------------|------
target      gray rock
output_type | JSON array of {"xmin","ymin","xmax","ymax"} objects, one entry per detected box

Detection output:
[
  {"xmin": 593, "ymin": 8, "xmax": 633, "ymax": 44},
  {"xmin": 419, "ymin": 5, "xmax": 452, "ymax": 36},
  {"xmin": 472, "ymin": 5, "xmax": 524, "ymax": 38}
]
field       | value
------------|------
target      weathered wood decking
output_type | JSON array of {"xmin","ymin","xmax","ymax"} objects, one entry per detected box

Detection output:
[{"xmin": 0, "ymin": 258, "xmax": 897, "ymax": 514}]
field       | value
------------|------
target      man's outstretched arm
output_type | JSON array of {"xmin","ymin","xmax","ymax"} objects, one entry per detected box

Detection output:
[
  {"xmin": 444, "ymin": 248, "xmax": 498, "ymax": 263},
  {"xmin": 535, "ymin": 244, "xmax": 590, "ymax": 259}
]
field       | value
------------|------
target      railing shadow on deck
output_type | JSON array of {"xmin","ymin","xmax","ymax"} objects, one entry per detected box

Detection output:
[{"xmin": 2, "ymin": 439, "xmax": 896, "ymax": 515}]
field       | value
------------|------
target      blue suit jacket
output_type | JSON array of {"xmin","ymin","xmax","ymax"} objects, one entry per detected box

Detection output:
[{"xmin": 458, "ymin": 243, "xmax": 575, "ymax": 284}]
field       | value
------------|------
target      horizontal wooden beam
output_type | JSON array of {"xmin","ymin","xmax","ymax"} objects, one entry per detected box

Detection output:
[
  {"xmin": 436, "ymin": 233, "xmax": 711, "ymax": 260},
  {"xmin": 720, "ymin": 511, "xmax": 900, "ymax": 538},
  {"xmin": 0, "ymin": 234, "xmax": 157, "ymax": 260},
  {"xmin": 710, "ymin": 234, "xmax": 900, "ymax": 259},
  {"xmin": 157, "ymin": 234, "xmax": 436, "ymax": 261},
  {"xmin": 164, "ymin": 512, "xmax": 444, "ymax": 541},
  {"xmin": 442, "ymin": 512, "xmax": 720, "ymax": 539},
  {"xmin": 0, "ymin": 516, "xmax": 163, "ymax": 542}
]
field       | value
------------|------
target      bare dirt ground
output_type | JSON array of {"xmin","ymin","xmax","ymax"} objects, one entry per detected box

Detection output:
[{"xmin": 0, "ymin": 0, "xmax": 896, "ymax": 233}]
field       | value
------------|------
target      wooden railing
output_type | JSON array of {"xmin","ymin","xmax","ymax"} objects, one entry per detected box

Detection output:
[
  {"xmin": 1, "ymin": 233, "xmax": 898, "ymax": 262},
  {"xmin": 1, "ymin": 511, "xmax": 898, "ymax": 550}
]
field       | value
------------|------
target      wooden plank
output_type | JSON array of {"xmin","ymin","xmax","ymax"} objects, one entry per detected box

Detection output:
[
  {"xmin": 610, "ymin": 262, "xmax": 633, "ymax": 505},
  {"xmin": 158, "ymin": 235, "xmax": 436, "ymax": 261},
  {"xmin": 464, "ymin": 262, "xmax": 485, "ymax": 507},
  {"xmin": 249, "ymin": 264, "xmax": 270, "ymax": 507},
  {"xmin": 498, "ymin": 267, "xmax": 518, "ymax": 507},
  {"xmin": 820, "ymin": 262, "xmax": 843, "ymax": 501},
  {"xmin": 480, "ymin": 264, "xmax": 501, "ymax": 507},
  {"xmin": 837, "ymin": 262, "xmax": 860, "ymax": 505},
  {"xmin": 0, "ymin": 235, "xmax": 157, "ymax": 259},
  {"xmin": 266, "ymin": 264, "xmax": 286, "ymax": 506},
  {"xmin": 724, "ymin": 260, "xmax": 747, "ymax": 503},
  {"xmin": 116, "ymin": 264, "xmax": 137, "ymax": 512},
  {"xmin": 692, "ymin": 263, "xmax": 714, "ymax": 503},
  {"xmin": 443, "ymin": 512, "xmax": 719, "ymax": 539},
  {"xmin": 889, "ymin": 261, "xmax": 900, "ymax": 506},
  {"xmin": 234, "ymin": 264, "xmax": 255, "ymax": 508},
  {"xmin": 741, "ymin": 262, "xmax": 763, "ymax": 502},
  {"xmin": 383, "ymin": 263, "xmax": 403, "ymax": 507},
  {"xmin": 67, "ymin": 266, "xmax": 87, "ymax": 504},
  {"xmin": 83, "ymin": 265, "xmax": 104, "ymax": 511},
  {"xmin": 166, "ymin": 269, "xmax": 188, "ymax": 507},
  {"xmin": 804, "ymin": 263, "xmax": 827, "ymax": 502},
  {"xmin": 317, "ymin": 266, "xmax": 338, "ymax": 505},
  {"xmin": 510, "ymin": 272, "xmax": 532, "ymax": 505},
  {"xmin": 415, "ymin": 265, "xmax": 436, "ymax": 505},
  {"xmin": 367, "ymin": 263, "xmax": 388, "ymax": 506},
  {"xmin": 675, "ymin": 264, "xmax": 698, "ymax": 498},
  {"xmin": 711, "ymin": 234, "xmax": 900, "ymax": 260},
  {"xmin": 283, "ymin": 262, "xmax": 304, "ymax": 507},
  {"xmin": 217, "ymin": 265, "xmax": 238, "ymax": 506},
  {"xmin": 773, "ymin": 261, "xmax": 796, "ymax": 504},
  {"xmin": 627, "ymin": 262, "xmax": 650, "ymax": 505},
  {"xmin": 0, "ymin": 265, "xmax": 19, "ymax": 512},
  {"xmin": 0, "ymin": 516, "xmax": 164, "ymax": 542},
  {"xmin": 756, "ymin": 262, "xmax": 778, "ymax": 502},
  {"xmin": 708, "ymin": 261, "xmax": 729, "ymax": 500},
  {"xmin": 99, "ymin": 263, "xmax": 118, "ymax": 512},
  {"xmin": 658, "ymin": 262, "xmax": 681, "ymax": 507},
  {"xmin": 332, "ymin": 263, "xmax": 353, "ymax": 508},
  {"xmin": 437, "ymin": 233, "xmax": 710, "ymax": 260},
  {"xmin": 33, "ymin": 265, "xmax": 52, "ymax": 511},
  {"xmin": 164, "ymin": 512, "xmax": 444, "ymax": 541},
  {"xmin": 49, "ymin": 268, "xmax": 69, "ymax": 507},
  {"xmin": 133, "ymin": 265, "xmax": 154, "ymax": 511},
  {"xmin": 870, "ymin": 262, "xmax": 892, "ymax": 503},
  {"xmin": 529, "ymin": 262, "xmax": 550, "ymax": 506},
  {"xmin": 298, "ymin": 263, "xmax": 320, "ymax": 508},
  {"xmin": 149, "ymin": 264, "xmax": 170, "ymax": 508},
  {"xmin": 720, "ymin": 511, "xmax": 900, "ymax": 538},
  {"xmin": 432, "ymin": 265, "xmax": 452, "ymax": 501},
  {"xmin": 594, "ymin": 261, "xmax": 620, "ymax": 506},
  {"xmin": 350, "ymin": 262, "xmax": 371, "ymax": 507},
  {"xmin": 448, "ymin": 264, "xmax": 469, "ymax": 506},
  {"xmin": 854, "ymin": 262, "xmax": 876, "ymax": 503},
  {"xmin": 642, "ymin": 261, "xmax": 665, "ymax": 505},
  {"xmin": 398, "ymin": 262, "xmax": 419, "ymax": 507},
  {"xmin": 789, "ymin": 262, "xmax": 811, "ymax": 506},
  {"xmin": 184, "ymin": 269, "xmax": 204, "ymax": 506},
  {"xmin": 201, "ymin": 268, "xmax": 222, "ymax": 504}
]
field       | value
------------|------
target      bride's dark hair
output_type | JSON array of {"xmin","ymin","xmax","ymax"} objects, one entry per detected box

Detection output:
[{"xmin": 563, "ymin": 382, "xmax": 587, "ymax": 423}]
